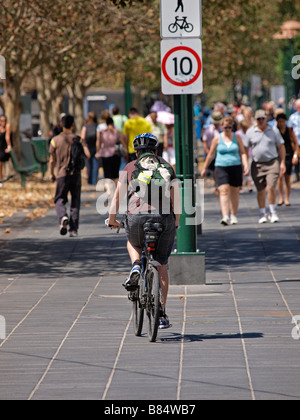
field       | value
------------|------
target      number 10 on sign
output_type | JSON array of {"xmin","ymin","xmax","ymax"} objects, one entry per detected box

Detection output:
[{"xmin": 161, "ymin": 39, "xmax": 203, "ymax": 95}]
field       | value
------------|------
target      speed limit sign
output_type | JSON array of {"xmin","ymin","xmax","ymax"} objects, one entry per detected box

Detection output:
[{"xmin": 161, "ymin": 38, "xmax": 203, "ymax": 95}]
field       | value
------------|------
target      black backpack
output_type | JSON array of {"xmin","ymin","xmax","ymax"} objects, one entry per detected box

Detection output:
[{"xmin": 65, "ymin": 135, "xmax": 86, "ymax": 174}]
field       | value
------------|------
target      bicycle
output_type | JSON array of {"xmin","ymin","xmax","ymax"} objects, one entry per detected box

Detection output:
[
  {"xmin": 106, "ymin": 218, "xmax": 164, "ymax": 342},
  {"xmin": 129, "ymin": 221, "xmax": 164, "ymax": 342},
  {"xmin": 168, "ymin": 16, "xmax": 193, "ymax": 34}
]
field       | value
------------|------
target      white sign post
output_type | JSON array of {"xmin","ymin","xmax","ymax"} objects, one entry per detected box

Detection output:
[
  {"xmin": 160, "ymin": 0, "xmax": 202, "ymax": 38},
  {"xmin": 161, "ymin": 38, "xmax": 203, "ymax": 95}
]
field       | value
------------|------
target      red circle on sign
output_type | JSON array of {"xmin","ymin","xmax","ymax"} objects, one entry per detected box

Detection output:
[{"xmin": 162, "ymin": 46, "xmax": 202, "ymax": 87}]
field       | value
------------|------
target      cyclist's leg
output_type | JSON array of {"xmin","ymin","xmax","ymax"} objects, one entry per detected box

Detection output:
[
  {"xmin": 124, "ymin": 214, "xmax": 144, "ymax": 288},
  {"xmin": 157, "ymin": 264, "xmax": 169, "ymax": 310},
  {"xmin": 127, "ymin": 240, "xmax": 141, "ymax": 263}
]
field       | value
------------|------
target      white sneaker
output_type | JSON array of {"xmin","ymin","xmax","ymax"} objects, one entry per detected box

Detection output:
[
  {"xmin": 220, "ymin": 216, "xmax": 230, "ymax": 226},
  {"xmin": 268, "ymin": 212, "xmax": 279, "ymax": 223},
  {"xmin": 258, "ymin": 215, "xmax": 267, "ymax": 224},
  {"xmin": 230, "ymin": 215, "xmax": 238, "ymax": 225}
]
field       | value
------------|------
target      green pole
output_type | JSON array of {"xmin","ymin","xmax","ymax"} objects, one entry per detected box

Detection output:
[{"xmin": 174, "ymin": 94, "xmax": 196, "ymax": 253}]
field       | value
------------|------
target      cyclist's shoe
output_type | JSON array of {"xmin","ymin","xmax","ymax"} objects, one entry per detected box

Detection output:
[
  {"xmin": 60, "ymin": 216, "xmax": 69, "ymax": 235},
  {"xmin": 123, "ymin": 263, "xmax": 141, "ymax": 290},
  {"xmin": 159, "ymin": 314, "xmax": 172, "ymax": 329}
]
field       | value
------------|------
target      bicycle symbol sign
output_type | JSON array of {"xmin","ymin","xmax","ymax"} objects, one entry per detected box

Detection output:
[
  {"xmin": 161, "ymin": 39, "xmax": 203, "ymax": 95},
  {"xmin": 160, "ymin": 0, "xmax": 202, "ymax": 38},
  {"xmin": 168, "ymin": 16, "xmax": 193, "ymax": 34}
]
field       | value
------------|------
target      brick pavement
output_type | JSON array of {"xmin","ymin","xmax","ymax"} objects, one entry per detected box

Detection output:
[{"xmin": 0, "ymin": 180, "xmax": 300, "ymax": 401}]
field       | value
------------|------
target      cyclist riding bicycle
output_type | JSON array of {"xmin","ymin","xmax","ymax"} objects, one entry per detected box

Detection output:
[{"xmin": 107, "ymin": 132, "xmax": 180, "ymax": 328}]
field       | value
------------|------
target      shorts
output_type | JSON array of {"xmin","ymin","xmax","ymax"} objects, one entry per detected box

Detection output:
[
  {"xmin": 251, "ymin": 158, "xmax": 280, "ymax": 191},
  {"xmin": 102, "ymin": 155, "xmax": 120, "ymax": 179},
  {"xmin": 215, "ymin": 165, "xmax": 243, "ymax": 187},
  {"xmin": 125, "ymin": 213, "xmax": 176, "ymax": 265}
]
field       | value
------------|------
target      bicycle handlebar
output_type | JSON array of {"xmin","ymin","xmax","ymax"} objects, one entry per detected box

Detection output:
[{"xmin": 105, "ymin": 218, "xmax": 125, "ymax": 233}]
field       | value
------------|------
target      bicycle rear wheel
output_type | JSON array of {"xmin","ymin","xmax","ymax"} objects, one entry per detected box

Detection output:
[
  {"xmin": 132, "ymin": 283, "xmax": 144, "ymax": 336},
  {"xmin": 146, "ymin": 265, "xmax": 160, "ymax": 342},
  {"xmin": 168, "ymin": 23, "xmax": 178, "ymax": 33}
]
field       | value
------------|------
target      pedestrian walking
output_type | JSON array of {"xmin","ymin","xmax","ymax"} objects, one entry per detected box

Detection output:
[
  {"xmin": 97, "ymin": 110, "xmax": 111, "ymax": 133},
  {"xmin": 287, "ymin": 98, "xmax": 300, "ymax": 182},
  {"xmin": 162, "ymin": 124, "xmax": 176, "ymax": 169},
  {"xmin": 244, "ymin": 109, "xmax": 286, "ymax": 224},
  {"xmin": 149, "ymin": 110, "xmax": 167, "ymax": 156},
  {"xmin": 275, "ymin": 113, "xmax": 298, "ymax": 206},
  {"xmin": 96, "ymin": 116, "xmax": 124, "ymax": 198},
  {"xmin": 122, "ymin": 107, "xmax": 152, "ymax": 162},
  {"xmin": 0, "ymin": 115, "xmax": 12, "ymax": 179},
  {"xmin": 49, "ymin": 114, "xmax": 90, "ymax": 237},
  {"xmin": 202, "ymin": 111, "xmax": 223, "ymax": 193},
  {"xmin": 112, "ymin": 105, "xmax": 128, "ymax": 170},
  {"xmin": 112, "ymin": 105, "xmax": 128, "ymax": 132},
  {"xmin": 236, "ymin": 119, "xmax": 253, "ymax": 192},
  {"xmin": 201, "ymin": 116, "xmax": 249, "ymax": 225},
  {"xmin": 80, "ymin": 112, "xmax": 98, "ymax": 185}
]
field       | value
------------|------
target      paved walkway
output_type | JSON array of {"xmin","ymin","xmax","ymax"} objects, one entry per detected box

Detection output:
[{"xmin": 0, "ymin": 180, "xmax": 300, "ymax": 401}]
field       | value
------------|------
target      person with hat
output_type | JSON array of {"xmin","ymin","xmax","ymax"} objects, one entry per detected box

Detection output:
[
  {"xmin": 244, "ymin": 109, "xmax": 286, "ymax": 224},
  {"xmin": 202, "ymin": 111, "xmax": 223, "ymax": 192},
  {"xmin": 275, "ymin": 113, "xmax": 298, "ymax": 206}
]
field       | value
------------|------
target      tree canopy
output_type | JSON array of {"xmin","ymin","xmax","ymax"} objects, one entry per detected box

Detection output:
[{"xmin": 0, "ymin": 0, "xmax": 299, "ymax": 147}]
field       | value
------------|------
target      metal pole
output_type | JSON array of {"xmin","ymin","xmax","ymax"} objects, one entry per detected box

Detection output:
[{"xmin": 174, "ymin": 94, "xmax": 196, "ymax": 252}]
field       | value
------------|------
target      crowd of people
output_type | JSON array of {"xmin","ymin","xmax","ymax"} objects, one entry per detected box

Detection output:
[
  {"xmin": 1, "ymin": 96, "xmax": 300, "ymax": 233},
  {"xmin": 200, "ymin": 98, "xmax": 300, "ymax": 225},
  {"xmin": 77, "ymin": 105, "xmax": 175, "ymax": 188},
  {"xmin": 48, "ymin": 104, "xmax": 175, "ymax": 236}
]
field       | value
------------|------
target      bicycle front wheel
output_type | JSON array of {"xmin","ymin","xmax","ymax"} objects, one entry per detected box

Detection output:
[
  {"xmin": 133, "ymin": 283, "xmax": 144, "ymax": 336},
  {"xmin": 146, "ymin": 265, "xmax": 160, "ymax": 342},
  {"xmin": 184, "ymin": 23, "xmax": 194, "ymax": 32}
]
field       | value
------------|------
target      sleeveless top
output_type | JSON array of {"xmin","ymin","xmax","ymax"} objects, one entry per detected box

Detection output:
[
  {"xmin": 215, "ymin": 133, "xmax": 241, "ymax": 167},
  {"xmin": 84, "ymin": 123, "xmax": 97, "ymax": 148},
  {"xmin": 280, "ymin": 127, "xmax": 293, "ymax": 158}
]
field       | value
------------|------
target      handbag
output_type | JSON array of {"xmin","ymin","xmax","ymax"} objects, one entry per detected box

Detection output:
[{"xmin": 115, "ymin": 142, "xmax": 126, "ymax": 157}]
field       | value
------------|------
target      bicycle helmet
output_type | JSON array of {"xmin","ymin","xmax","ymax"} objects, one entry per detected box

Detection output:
[{"xmin": 133, "ymin": 133, "xmax": 159, "ymax": 151}]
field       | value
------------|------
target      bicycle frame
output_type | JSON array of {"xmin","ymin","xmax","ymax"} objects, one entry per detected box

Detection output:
[
  {"xmin": 174, "ymin": 16, "xmax": 189, "ymax": 29},
  {"xmin": 139, "ymin": 222, "xmax": 163, "ymax": 305},
  {"xmin": 131, "ymin": 221, "xmax": 164, "ymax": 342}
]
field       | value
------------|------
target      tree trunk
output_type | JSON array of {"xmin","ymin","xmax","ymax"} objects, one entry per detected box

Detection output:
[
  {"xmin": 51, "ymin": 91, "xmax": 64, "ymax": 126},
  {"xmin": 2, "ymin": 75, "xmax": 23, "ymax": 161},
  {"xmin": 73, "ymin": 82, "xmax": 86, "ymax": 134},
  {"xmin": 35, "ymin": 69, "xmax": 51, "ymax": 138}
]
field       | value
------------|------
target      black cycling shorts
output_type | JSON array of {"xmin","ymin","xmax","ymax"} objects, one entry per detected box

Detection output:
[{"xmin": 125, "ymin": 213, "xmax": 176, "ymax": 265}]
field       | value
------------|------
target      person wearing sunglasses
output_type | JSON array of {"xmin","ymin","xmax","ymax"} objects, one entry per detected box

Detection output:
[
  {"xmin": 244, "ymin": 109, "xmax": 286, "ymax": 224},
  {"xmin": 201, "ymin": 116, "xmax": 249, "ymax": 225}
]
